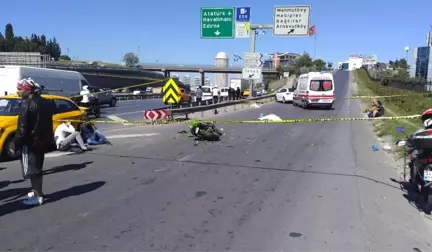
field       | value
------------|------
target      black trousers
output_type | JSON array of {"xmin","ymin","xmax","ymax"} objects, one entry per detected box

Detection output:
[{"xmin": 21, "ymin": 145, "xmax": 45, "ymax": 179}]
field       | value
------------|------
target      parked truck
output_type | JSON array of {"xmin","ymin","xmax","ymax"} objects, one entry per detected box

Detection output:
[
  {"xmin": 152, "ymin": 87, "xmax": 162, "ymax": 94},
  {"xmin": 230, "ymin": 78, "xmax": 249, "ymax": 92}
]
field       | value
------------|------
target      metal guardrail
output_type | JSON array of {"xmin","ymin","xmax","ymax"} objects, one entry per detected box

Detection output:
[
  {"xmin": 168, "ymin": 94, "xmax": 275, "ymax": 119},
  {"xmin": 114, "ymin": 93, "xmax": 162, "ymax": 100}
]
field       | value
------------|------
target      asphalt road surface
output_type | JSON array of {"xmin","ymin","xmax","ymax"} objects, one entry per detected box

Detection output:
[{"xmin": 1, "ymin": 70, "xmax": 432, "ymax": 251}]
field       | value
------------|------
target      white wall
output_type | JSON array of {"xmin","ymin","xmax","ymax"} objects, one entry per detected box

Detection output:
[{"xmin": 348, "ymin": 58, "xmax": 363, "ymax": 70}]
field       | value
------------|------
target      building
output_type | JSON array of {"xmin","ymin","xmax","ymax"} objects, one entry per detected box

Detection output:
[
  {"xmin": 204, "ymin": 77, "xmax": 210, "ymax": 85},
  {"xmin": 0, "ymin": 52, "xmax": 51, "ymax": 67},
  {"xmin": 194, "ymin": 76, "xmax": 201, "ymax": 86},
  {"xmin": 427, "ymin": 29, "xmax": 432, "ymax": 47},
  {"xmin": 409, "ymin": 46, "xmax": 432, "ymax": 81},
  {"xmin": 214, "ymin": 52, "xmax": 229, "ymax": 88},
  {"xmin": 263, "ymin": 52, "xmax": 301, "ymax": 68},
  {"xmin": 181, "ymin": 75, "xmax": 190, "ymax": 86},
  {"xmin": 348, "ymin": 55, "xmax": 363, "ymax": 70}
]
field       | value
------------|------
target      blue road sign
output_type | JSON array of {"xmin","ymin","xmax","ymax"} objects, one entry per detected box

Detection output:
[{"xmin": 236, "ymin": 7, "xmax": 251, "ymax": 22}]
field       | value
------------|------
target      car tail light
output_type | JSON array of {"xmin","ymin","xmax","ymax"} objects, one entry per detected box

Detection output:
[{"xmin": 424, "ymin": 157, "xmax": 432, "ymax": 163}]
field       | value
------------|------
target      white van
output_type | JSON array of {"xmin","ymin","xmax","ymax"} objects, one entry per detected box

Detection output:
[
  {"xmin": 293, "ymin": 72, "xmax": 335, "ymax": 109},
  {"xmin": 0, "ymin": 65, "xmax": 88, "ymax": 97},
  {"xmin": 220, "ymin": 87, "xmax": 229, "ymax": 100},
  {"xmin": 200, "ymin": 85, "xmax": 213, "ymax": 101}
]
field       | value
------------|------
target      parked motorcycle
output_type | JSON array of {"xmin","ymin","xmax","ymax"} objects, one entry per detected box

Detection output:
[
  {"xmin": 396, "ymin": 126, "xmax": 432, "ymax": 211},
  {"xmin": 190, "ymin": 122, "xmax": 223, "ymax": 141},
  {"xmin": 75, "ymin": 96, "xmax": 101, "ymax": 118}
]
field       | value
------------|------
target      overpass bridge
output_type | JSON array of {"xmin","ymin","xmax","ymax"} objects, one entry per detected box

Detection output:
[{"xmin": 49, "ymin": 63, "xmax": 280, "ymax": 86}]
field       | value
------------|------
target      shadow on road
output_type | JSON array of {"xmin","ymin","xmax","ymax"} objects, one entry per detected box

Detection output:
[
  {"xmin": 0, "ymin": 167, "xmax": 6, "ymax": 172},
  {"xmin": 0, "ymin": 181, "xmax": 106, "ymax": 218},
  {"xmin": 43, "ymin": 161, "xmax": 93, "ymax": 175},
  {"xmin": 86, "ymin": 152, "xmax": 400, "ymax": 190},
  {"xmin": 0, "ymin": 179, "xmax": 25, "ymax": 190},
  {"xmin": 390, "ymin": 178, "xmax": 430, "ymax": 214}
]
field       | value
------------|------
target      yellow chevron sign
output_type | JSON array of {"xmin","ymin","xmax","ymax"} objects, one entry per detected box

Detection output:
[{"xmin": 162, "ymin": 78, "xmax": 181, "ymax": 104}]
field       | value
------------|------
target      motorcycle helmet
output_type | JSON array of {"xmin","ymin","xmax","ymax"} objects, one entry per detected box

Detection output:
[
  {"xmin": 191, "ymin": 120, "xmax": 200, "ymax": 127},
  {"xmin": 421, "ymin": 109, "xmax": 432, "ymax": 129}
]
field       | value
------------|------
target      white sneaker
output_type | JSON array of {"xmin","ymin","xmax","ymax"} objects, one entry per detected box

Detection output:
[
  {"xmin": 27, "ymin": 190, "xmax": 35, "ymax": 198},
  {"xmin": 23, "ymin": 196, "xmax": 43, "ymax": 206}
]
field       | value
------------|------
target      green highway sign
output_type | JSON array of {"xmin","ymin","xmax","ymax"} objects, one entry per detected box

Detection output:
[{"xmin": 200, "ymin": 7, "xmax": 235, "ymax": 39}]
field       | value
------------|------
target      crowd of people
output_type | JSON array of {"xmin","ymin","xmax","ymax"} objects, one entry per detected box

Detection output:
[
  {"xmin": 194, "ymin": 86, "xmax": 243, "ymax": 104},
  {"xmin": 8, "ymin": 78, "xmax": 111, "ymax": 206}
]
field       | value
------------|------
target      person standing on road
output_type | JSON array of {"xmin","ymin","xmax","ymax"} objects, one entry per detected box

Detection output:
[
  {"xmin": 195, "ymin": 86, "xmax": 203, "ymax": 103},
  {"xmin": 236, "ymin": 87, "xmax": 241, "ymax": 100},
  {"xmin": 9, "ymin": 78, "xmax": 54, "ymax": 206},
  {"xmin": 212, "ymin": 87, "xmax": 220, "ymax": 104}
]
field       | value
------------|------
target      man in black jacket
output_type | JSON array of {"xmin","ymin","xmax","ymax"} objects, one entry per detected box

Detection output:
[{"xmin": 10, "ymin": 79, "xmax": 54, "ymax": 206}]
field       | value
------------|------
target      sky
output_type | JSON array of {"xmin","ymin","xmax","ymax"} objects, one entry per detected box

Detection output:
[{"xmin": 1, "ymin": 0, "xmax": 431, "ymax": 81}]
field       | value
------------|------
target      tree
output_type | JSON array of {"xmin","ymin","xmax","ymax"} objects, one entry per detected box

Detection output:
[
  {"xmin": 0, "ymin": 23, "xmax": 63, "ymax": 60},
  {"xmin": 0, "ymin": 32, "xmax": 4, "ymax": 52},
  {"xmin": 123, "ymin": 52, "xmax": 139, "ymax": 67},
  {"xmin": 397, "ymin": 58, "xmax": 408, "ymax": 69},
  {"xmin": 327, "ymin": 62, "xmax": 333, "ymax": 69},
  {"xmin": 312, "ymin": 59, "xmax": 326, "ymax": 70},
  {"xmin": 295, "ymin": 53, "xmax": 313, "ymax": 68},
  {"xmin": 59, "ymin": 55, "xmax": 71, "ymax": 60},
  {"xmin": 4, "ymin": 23, "xmax": 15, "ymax": 52},
  {"xmin": 5, "ymin": 23, "xmax": 14, "ymax": 40}
]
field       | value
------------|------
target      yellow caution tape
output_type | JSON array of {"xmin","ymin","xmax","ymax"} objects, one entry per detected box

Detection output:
[
  {"xmin": 336, "ymin": 94, "xmax": 428, "ymax": 99},
  {"xmin": 57, "ymin": 114, "xmax": 422, "ymax": 125},
  {"xmin": 68, "ymin": 79, "xmax": 164, "ymax": 99}
]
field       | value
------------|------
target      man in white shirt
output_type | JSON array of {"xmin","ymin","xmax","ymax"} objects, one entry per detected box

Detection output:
[
  {"xmin": 80, "ymin": 86, "xmax": 91, "ymax": 104},
  {"xmin": 54, "ymin": 121, "xmax": 87, "ymax": 152},
  {"xmin": 212, "ymin": 87, "xmax": 220, "ymax": 104}
]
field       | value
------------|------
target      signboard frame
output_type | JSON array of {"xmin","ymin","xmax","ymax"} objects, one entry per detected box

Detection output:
[
  {"xmin": 243, "ymin": 52, "xmax": 264, "ymax": 68},
  {"xmin": 200, "ymin": 7, "xmax": 235, "ymax": 39},
  {"xmin": 242, "ymin": 67, "xmax": 262, "ymax": 80},
  {"xmin": 235, "ymin": 7, "xmax": 251, "ymax": 38},
  {"xmin": 272, "ymin": 5, "xmax": 311, "ymax": 36}
]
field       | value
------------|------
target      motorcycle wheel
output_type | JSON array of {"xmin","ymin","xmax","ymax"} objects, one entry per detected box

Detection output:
[
  {"xmin": 424, "ymin": 187, "xmax": 432, "ymax": 214},
  {"xmin": 213, "ymin": 127, "xmax": 223, "ymax": 136},
  {"xmin": 198, "ymin": 130, "xmax": 220, "ymax": 141},
  {"xmin": 190, "ymin": 127, "xmax": 197, "ymax": 136}
]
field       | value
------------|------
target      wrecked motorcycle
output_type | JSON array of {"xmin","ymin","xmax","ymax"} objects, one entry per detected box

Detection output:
[
  {"xmin": 190, "ymin": 122, "xmax": 223, "ymax": 141},
  {"xmin": 396, "ymin": 126, "xmax": 432, "ymax": 212}
]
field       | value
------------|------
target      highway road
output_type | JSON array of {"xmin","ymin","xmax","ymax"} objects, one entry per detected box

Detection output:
[{"xmin": 1, "ymin": 70, "xmax": 432, "ymax": 251}]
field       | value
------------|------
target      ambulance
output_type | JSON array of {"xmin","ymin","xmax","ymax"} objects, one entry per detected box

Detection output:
[{"xmin": 292, "ymin": 72, "xmax": 335, "ymax": 109}]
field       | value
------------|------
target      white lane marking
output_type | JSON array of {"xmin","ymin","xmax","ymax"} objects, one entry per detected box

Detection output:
[
  {"xmin": 107, "ymin": 133, "xmax": 160, "ymax": 139},
  {"xmin": 45, "ymin": 152, "xmax": 74, "ymax": 158},
  {"xmin": 107, "ymin": 115, "xmax": 131, "ymax": 125},
  {"xmin": 114, "ymin": 110, "xmax": 146, "ymax": 116},
  {"xmin": 177, "ymin": 154, "xmax": 196, "ymax": 162},
  {"xmin": 110, "ymin": 105, "xmax": 141, "ymax": 109}
]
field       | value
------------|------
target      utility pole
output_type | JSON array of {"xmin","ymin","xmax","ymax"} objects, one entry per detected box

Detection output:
[{"xmin": 248, "ymin": 24, "xmax": 272, "ymax": 98}]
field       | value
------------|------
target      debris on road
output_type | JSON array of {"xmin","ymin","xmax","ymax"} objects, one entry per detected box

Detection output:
[
  {"xmin": 250, "ymin": 103, "xmax": 261, "ymax": 108},
  {"xmin": 258, "ymin": 114, "xmax": 282, "ymax": 121}
]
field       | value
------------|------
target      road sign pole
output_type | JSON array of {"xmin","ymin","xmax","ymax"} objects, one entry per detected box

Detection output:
[{"xmin": 248, "ymin": 24, "xmax": 272, "ymax": 98}]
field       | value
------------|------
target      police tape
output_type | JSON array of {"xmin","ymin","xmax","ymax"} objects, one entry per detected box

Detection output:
[
  {"xmin": 66, "ymin": 79, "xmax": 431, "ymax": 100},
  {"xmin": 336, "ymin": 94, "xmax": 419, "ymax": 99},
  {"xmin": 57, "ymin": 115, "xmax": 422, "ymax": 125}
]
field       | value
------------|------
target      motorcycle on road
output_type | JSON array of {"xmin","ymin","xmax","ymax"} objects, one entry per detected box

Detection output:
[
  {"xmin": 396, "ymin": 126, "xmax": 432, "ymax": 212},
  {"xmin": 190, "ymin": 122, "xmax": 223, "ymax": 141}
]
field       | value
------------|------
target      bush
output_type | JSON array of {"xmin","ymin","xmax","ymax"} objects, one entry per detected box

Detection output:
[{"xmin": 357, "ymin": 69, "xmax": 432, "ymax": 114}]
